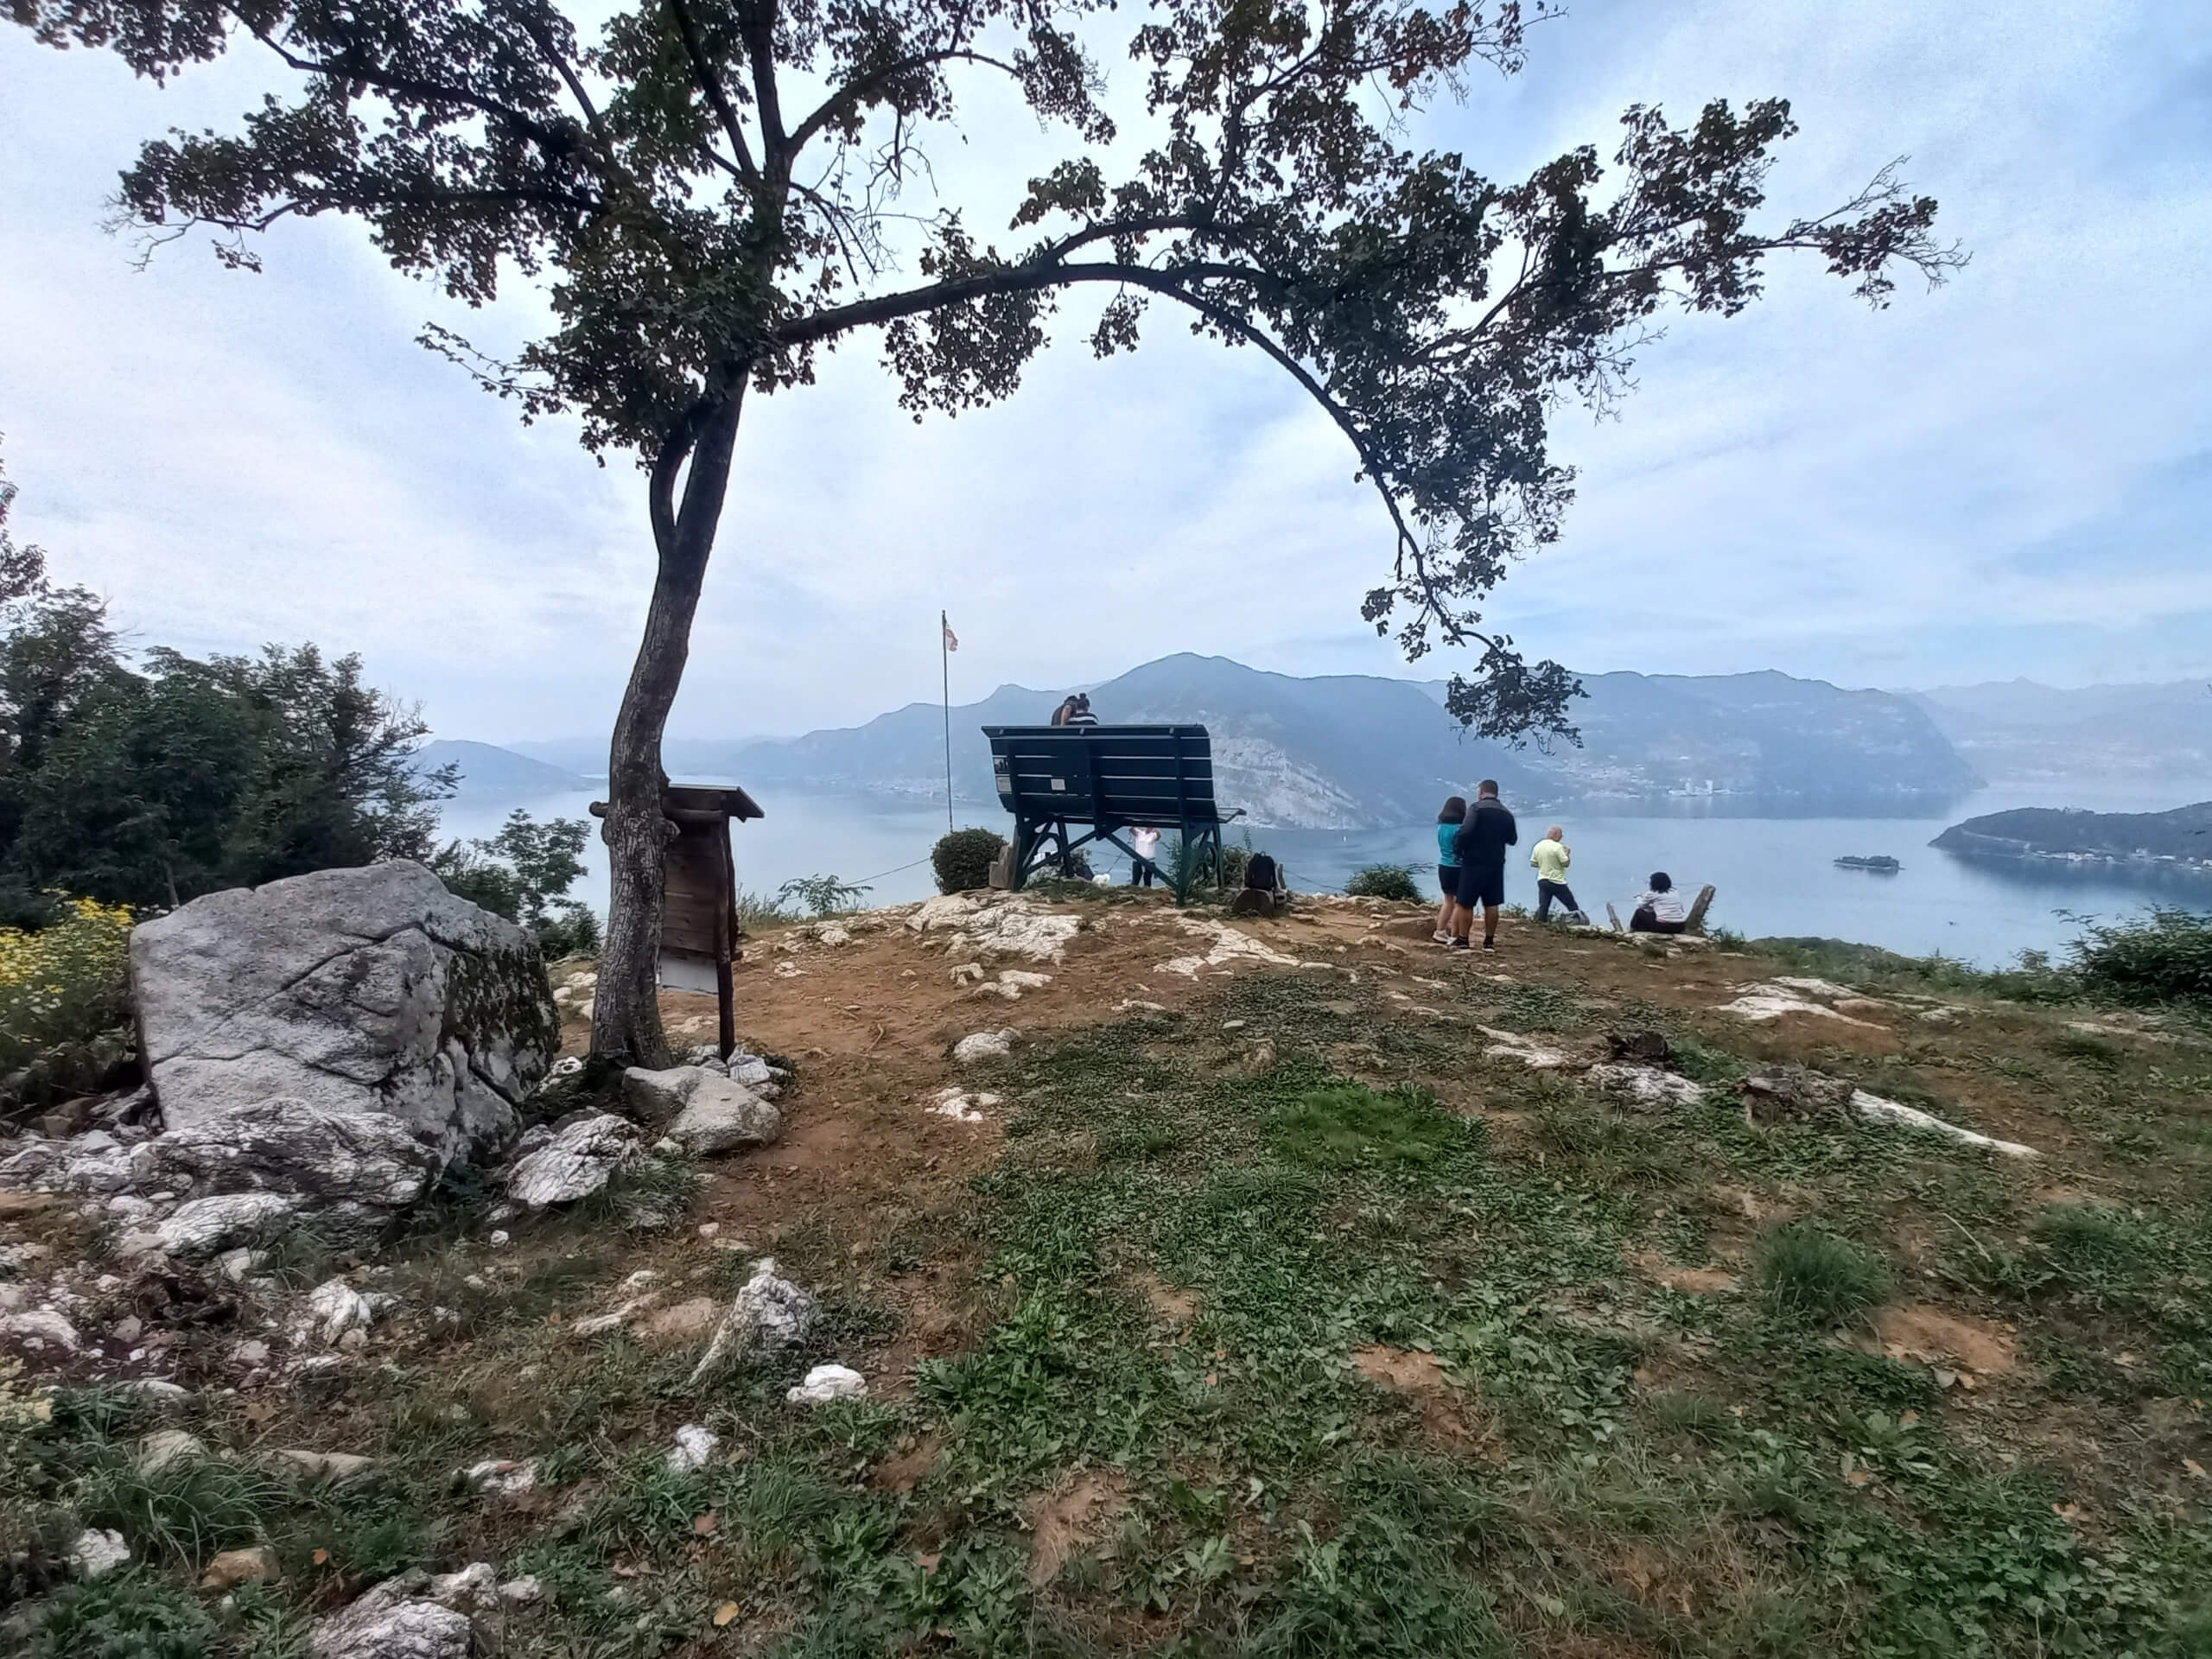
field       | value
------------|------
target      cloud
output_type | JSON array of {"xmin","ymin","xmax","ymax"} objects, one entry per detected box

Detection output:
[{"xmin": 2, "ymin": 0, "xmax": 2208, "ymax": 747}]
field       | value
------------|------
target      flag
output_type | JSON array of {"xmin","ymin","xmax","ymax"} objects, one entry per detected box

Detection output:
[{"xmin": 943, "ymin": 620, "xmax": 959, "ymax": 652}]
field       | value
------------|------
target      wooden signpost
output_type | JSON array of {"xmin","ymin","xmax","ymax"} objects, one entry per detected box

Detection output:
[{"xmin": 590, "ymin": 784, "xmax": 763, "ymax": 1058}]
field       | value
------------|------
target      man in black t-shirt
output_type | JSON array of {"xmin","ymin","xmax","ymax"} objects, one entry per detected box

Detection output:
[{"xmin": 1450, "ymin": 780, "xmax": 1518, "ymax": 951}]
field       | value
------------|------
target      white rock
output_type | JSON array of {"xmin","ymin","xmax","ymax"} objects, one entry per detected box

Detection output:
[
  {"xmin": 785, "ymin": 1363, "xmax": 868, "ymax": 1405},
  {"xmin": 463, "ymin": 1458, "xmax": 537, "ymax": 1497},
  {"xmin": 310, "ymin": 1571, "xmax": 473, "ymax": 1659},
  {"xmin": 504, "ymin": 1112, "xmax": 643, "ymax": 1208},
  {"xmin": 728, "ymin": 1055, "xmax": 773, "ymax": 1088},
  {"xmin": 687, "ymin": 1259, "xmax": 818, "ymax": 1385},
  {"xmin": 0, "ymin": 1307, "xmax": 79, "ymax": 1350},
  {"xmin": 815, "ymin": 924, "xmax": 851, "ymax": 946},
  {"xmin": 665, "ymin": 1422, "xmax": 719, "ymax": 1471},
  {"xmin": 120, "ymin": 1378, "xmax": 192, "ymax": 1408},
  {"xmin": 426, "ymin": 1561, "xmax": 499, "ymax": 1614},
  {"xmin": 1586, "ymin": 1065, "xmax": 1706, "ymax": 1109},
  {"xmin": 136, "ymin": 1428, "xmax": 209, "ymax": 1473},
  {"xmin": 1849, "ymin": 1090, "xmax": 2039, "ymax": 1159},
  {"xmin": 294, "ymin": 1279, "xmax": 378, "ymax": 1347},
  {"xmin": 488, "ymin": 1229, "xmax": 510, "ymax": 1247},
  {"xmin": 132, "ymin": 862, "xmax": 555, "ymax": 1187},
  {"xmin": 128, "ymin": 1096, "xmax": 442, "ymax": 1213},
  {"xmin": 908, "ymin": 892, "xmax": 1082, "ymax": 961},
  {"xmin": 548, "ymin": 1054, "xmax": 585, "ymax": 1078},
  {"xmin": 152, "ymin": 1191, "xmax": 303, "ymax": 1260},
  {"xmin": 1478, "ymin": 1027, "xmax": 1574, "ymax": 1071},
  {"xmin": 231, "ymin": 1338, "xmax": 272, "ymax": 1366},
  {"xmin": 1719, "ymin": 982, "xmax": 1881, "ymax": 1027},
  {"xmin": 667, "ymin": 1078, "xmax": 783, "ymax": 1155},
  {"xmin": 498, "ymin": 1575, "xmax": 544, "ymax": 1606},
  {"xmin": 952, "ymin": 1029, "xmax": 1016, "ymax": 1065},
  {"xmin": 1154, "ymin": 921, "xmax": 1300, "ymax": 978},
  {"xmin": 568, "ymin": 1300, "xmax": 645, "ymax": 1338},
  {"xmin": 270, "ymin": 1448, "xmax": 376, "ymax": 1483},
  {"xmin": 69, "ymin": 1528, "xmax": 130, "ymax": 1579},
  {"xmin": 925, "ymin": 1087, "xmax": 986, "ymax": 1123}
]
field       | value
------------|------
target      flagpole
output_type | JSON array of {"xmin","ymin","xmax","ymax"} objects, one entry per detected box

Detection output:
[{"xmin": 940, "ymin": 609, "xmax": 954, "ymax": 836}]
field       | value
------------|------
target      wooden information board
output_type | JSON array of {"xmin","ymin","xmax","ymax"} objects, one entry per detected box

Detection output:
[{"xmin": 592, "ymin": 784, "xmax": 764, "ymax": 1057}]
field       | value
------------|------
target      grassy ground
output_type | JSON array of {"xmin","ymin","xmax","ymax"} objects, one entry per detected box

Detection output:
[{"xmin": 6, "ymin": 914, "xmax": 2211, "ymax": 1657}]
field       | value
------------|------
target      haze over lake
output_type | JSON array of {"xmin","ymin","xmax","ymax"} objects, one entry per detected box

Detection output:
[{"xmin": 439, "ymin": 777, "xmax": 2212, "ymax": 970}]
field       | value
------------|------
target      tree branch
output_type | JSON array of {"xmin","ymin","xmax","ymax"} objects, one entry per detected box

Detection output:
[
  {"xmin": 788, "ymin": 48, "xmax": 1020, "ymax": 155},
  {"xmin": 664, "ymin": 0, "xmax": 762, "ymax": 186}
]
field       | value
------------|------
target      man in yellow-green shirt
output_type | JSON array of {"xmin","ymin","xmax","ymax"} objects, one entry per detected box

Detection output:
[{"xmin": 1529, "ymin": 826, "xmax": 1584, "ymax": 923}]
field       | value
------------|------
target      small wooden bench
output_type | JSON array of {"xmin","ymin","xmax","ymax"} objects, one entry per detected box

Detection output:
[{"xmin": 982, "ymin": 724, "xmax": 1244, "ymax": 905}]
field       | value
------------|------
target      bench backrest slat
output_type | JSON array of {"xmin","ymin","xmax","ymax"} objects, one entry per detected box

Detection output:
[{"xmin": 983, "ymin": 724, "xmax": 1230, "ymax": 827}]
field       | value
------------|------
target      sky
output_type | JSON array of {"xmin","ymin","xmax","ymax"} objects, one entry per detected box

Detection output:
[{"xmin": 3, "ymin": 0, "xmax": 2209, "ymax": 748}]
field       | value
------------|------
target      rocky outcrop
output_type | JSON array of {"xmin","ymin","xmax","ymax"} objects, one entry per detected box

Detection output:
[{"xmin": 131, "ymin": 861, "xmax": 556, "ymax": 1178}]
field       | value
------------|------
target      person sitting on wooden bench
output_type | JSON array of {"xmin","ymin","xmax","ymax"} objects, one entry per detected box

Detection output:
[{"xmin": 1630, "ymin": 872, "xmax": 1688, "ymax": 934}]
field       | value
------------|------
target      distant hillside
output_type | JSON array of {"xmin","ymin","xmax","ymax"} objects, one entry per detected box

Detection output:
[
  {"xmin": 412, "ymin": 740, "xmax": 588, "ymax": 798},
  {"xmin": 1932, "ymin": 801, "xmax": 2212, "ymax": 869},
  {"xmin": 1910, "ymin": 678, "xmax": 2212, "ymax": 785},
  {"xmin": 1521, "ymin": 670, "xmax": 1980, "ymax": 804},
  {"xmin": 724, "ymin": 655, "xmax": 1977, "ymax": 829}
]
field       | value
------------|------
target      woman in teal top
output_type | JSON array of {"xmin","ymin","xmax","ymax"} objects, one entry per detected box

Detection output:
[{"xmin": 1433, "ymin": 795, "xmax": 1466, "ymax": 943}]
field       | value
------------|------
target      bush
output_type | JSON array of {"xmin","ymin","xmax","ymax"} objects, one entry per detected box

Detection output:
[
  {"xmin": 2069, "ymin": 907, "xmax": 2212, "ymax": 1003},
  {"xmin": 776, "ymin": 874, "xmax": 872, "ymax": 917},
  {"xmin": 1756, "ymin": 1223, "xmax": 1892, "ymax": 1325},
  {"xmin": 28, "ymin": 1567, "xmax": 218, "ymax": 1659},
  {"xmin": 0, "ymin": 896, "xmax": 132, "ymax": 1081},
  {"xmin": 932, "ymin": 828, "xmax": 1006, "ymax": 894},
  {"xmin": 1345, "ymin": 863, "xmax": 1421, "ymax": 902}
]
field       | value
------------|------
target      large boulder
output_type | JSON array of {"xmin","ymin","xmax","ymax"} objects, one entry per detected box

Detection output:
[{"xmin": 131, "ymin": 861, "xmax": 557, "ymax": 1183}]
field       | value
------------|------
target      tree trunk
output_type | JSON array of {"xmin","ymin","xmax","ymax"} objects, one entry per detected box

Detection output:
[{"xmin": 590, "ymin": 386, "xmax": 748, "ymax": 1066}]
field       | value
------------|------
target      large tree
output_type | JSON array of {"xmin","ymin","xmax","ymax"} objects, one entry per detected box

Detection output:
[{"xmin": 13, "ymin": 0, "xmax": 1961, "ymax": 1063}]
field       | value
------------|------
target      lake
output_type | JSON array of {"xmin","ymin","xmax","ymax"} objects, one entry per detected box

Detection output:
[{"xmin": 438, "ymin": 779, "xmax": 2212, "ymax": 969}]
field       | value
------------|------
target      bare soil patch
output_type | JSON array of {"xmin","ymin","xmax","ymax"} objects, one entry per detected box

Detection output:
[
  {"xmin": 1872, "ymin": 1304, "xmax": 2020, "ymax": 1378},
  {"xmin": 1026, "ymin": 1469, "xmax": 1131, "ymax": 1585}
]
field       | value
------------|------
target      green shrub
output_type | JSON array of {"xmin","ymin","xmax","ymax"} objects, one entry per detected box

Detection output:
[
  {"xmin": 931, "ymin": 828, "xmax": 1006, "ymax": 894},
  {"xmin": 1268, "ymin": 1083, "xmax": 1465, "ymax": 1170},
  {"xmin": 1345, "ymin": 863, "xmax": 1421, "ymax": 902},
  {"xmin": 2032, "ymin": 1202, "xmax": 2158, "ymax": 1272},
  {"xmin": 1755, "ymin": 1223, "xmax": 1891, "ymax": 1325},
  {"xmin": 775, "ymin": 874, "xmax": 872, "ymax": 916},
  {"xmin": 28, "ymin": 1567, "xmax": 219, "ymax": 1659},
  {"xmin": 0, "ymin": 896, "xmax": 134, "ymax": 1097},
  {"xmin": 2069, "ymin": 907, "xmax": 2212, "ymax": 1003}
]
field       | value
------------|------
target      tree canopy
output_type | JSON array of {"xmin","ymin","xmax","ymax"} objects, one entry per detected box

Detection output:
[
  {"xmin": 0, "ymin": 451, "xmax": 455, "ymax": 919},
  {"xmin": 16, "ymin": 0, "xmax": 1957, "ymax": 736}
]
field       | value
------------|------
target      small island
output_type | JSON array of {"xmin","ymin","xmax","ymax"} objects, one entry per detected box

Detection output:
[
  {"xmin": 1834, "ymin": 855, "xmax": 1902, "ymax": 871},
  {"xmin": 1931, "ymin": 801, "xmax": 2212, "ymax": 871}
]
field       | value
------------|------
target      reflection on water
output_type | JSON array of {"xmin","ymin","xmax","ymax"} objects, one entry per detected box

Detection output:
[{"xmin": 437, "ymin": 779, "xmax": 2212, "ymax": 971}]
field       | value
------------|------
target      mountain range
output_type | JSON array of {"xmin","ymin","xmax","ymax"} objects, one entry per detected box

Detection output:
[
  {"xmin": 484, "ymin": 661, "xmax": 2212, "ymax": 832},
  {"xmin": 1908, "ymin": 678, "xmax": 2212, "ymax": 786},
  {"xmin": 628, "ymin": 655, "xmax": 1980, "ymax": 830},
  {"xmin": 410, "ymin": 740, "xmax": 589, "ymax": 798}
]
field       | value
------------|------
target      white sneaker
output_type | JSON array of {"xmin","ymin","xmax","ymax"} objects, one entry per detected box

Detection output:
[{"xmin": 1433, "ymin": 929, "xmax": 1452, "ymax": 944}]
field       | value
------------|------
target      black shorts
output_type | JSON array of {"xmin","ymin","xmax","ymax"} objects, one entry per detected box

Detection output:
[
  {"xmin": 1438, "ymin": 864, "xmax": 1459, "ymax": 897},
  {"xmin": 1455, "ymin": 861, "xmax": 1505, "ymax": 907}
]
